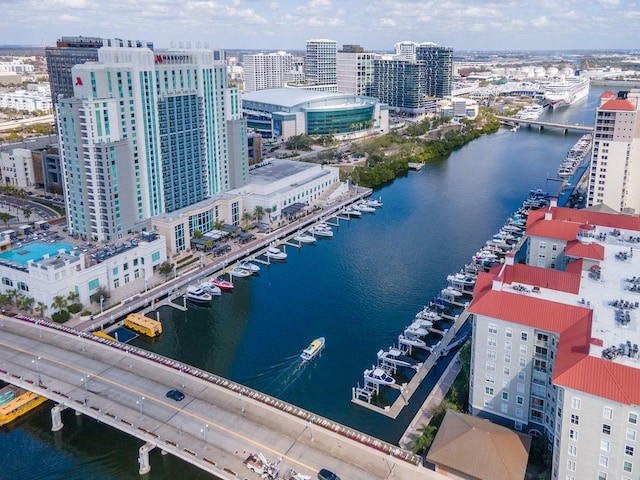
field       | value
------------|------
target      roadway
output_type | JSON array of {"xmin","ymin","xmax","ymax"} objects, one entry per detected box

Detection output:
[
  {"xmin": 0, "ymin": 315, "xmax": 447, "ymax": 480},
  {"xmin": 494, "ymin": 115, "xmax": 594, "ymax": 133},
  {"xmin": 0, "ymin": 115, "xmax": 55, "ymax": 133}
]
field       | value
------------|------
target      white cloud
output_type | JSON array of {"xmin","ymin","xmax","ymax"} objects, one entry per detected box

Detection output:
[
  {"xmin": 269, "ymin": 2, "xmax": 278, "ymax": 10},
  {"xmin": 372, "ymin": 18, "xmax": 397, "ymax": 27}
]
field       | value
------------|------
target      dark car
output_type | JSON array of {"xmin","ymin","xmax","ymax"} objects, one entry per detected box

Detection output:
[
  {"xmin": 166, "ymin": 389, "xmax": 185, "ymax": 401},
  {"xmin": 318, "ymin": 469, "xmax": 341, "ymax": 480}
]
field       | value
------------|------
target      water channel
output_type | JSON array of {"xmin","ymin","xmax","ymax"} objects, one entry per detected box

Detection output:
[{"xmin": 0, "ymin": 87, "xmax": 610, "ymax": 479}]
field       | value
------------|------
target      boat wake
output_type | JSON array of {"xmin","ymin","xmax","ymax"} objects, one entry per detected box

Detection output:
[{"xmin": 242, "ymin": 354, "xmax": 314, "ymax": 396}]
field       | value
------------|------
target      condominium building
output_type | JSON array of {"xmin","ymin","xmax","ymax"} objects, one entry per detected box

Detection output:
[
  {"xmin": 371, "ymin": 42, "xmax": 453, "ymax": 116},
  {"xmin": 243, "ymin": 52, "xmax": 294, "ymax": 92},
  {"xmin": 587, "ymin": 90, "xmax": 640, "ymax": 214},
  {"xmin": 336, "ymin": 45, "xmax": 377, "ymax": 96},
  {"xmin": 305, "ymin": 39, "xmax": 337, "ymax": 90},
  {"xmin": 469, "ymin": 201, "xmax": 640, "ymax": 480},
  {"xmin": 57, "ymin": 45, "xmax": 247, "ymax": 241}
]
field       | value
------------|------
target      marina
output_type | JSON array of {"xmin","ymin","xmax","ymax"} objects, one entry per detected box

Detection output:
[{"xmin": 0, "ymin": 87, "xmax": 611, "ymax": 479}]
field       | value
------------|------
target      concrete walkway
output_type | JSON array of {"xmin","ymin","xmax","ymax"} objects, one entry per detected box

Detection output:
[{"xmin": 399, "ymin": 350, "xmax": 463, "ymax": 450}]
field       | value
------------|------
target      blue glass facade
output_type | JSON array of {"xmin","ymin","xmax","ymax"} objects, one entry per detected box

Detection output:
[{"xmin": 306, "ymin": 105, "xmax": 375, "ymax": 135}]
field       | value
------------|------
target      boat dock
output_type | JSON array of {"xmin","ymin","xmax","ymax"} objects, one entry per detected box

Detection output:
[
  {"xmin": 351, "ymin": 309, "xmax": 470, "ymax": 419},
  {"xmin": 408, "ymin": 163, "xmax": 424, "ymax": 171}
]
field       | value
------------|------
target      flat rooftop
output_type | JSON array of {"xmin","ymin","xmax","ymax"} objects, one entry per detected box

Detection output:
[{"xmin": 247, "ymin": 159, "xmax": 320, "ymax": 187}]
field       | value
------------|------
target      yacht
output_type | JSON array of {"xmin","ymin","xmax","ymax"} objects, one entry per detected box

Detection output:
[
  {"xmin": 230, "ymin": 266, "xmax": 252, "ymax": 278},
  {"xmin": 363, "ymin": 367, "xmax": 396, "ymax": 386},
  {"xmin": 415, "ymin": 307, "xmax": 442, "ymax": 323},
  {"xmin": 300, "ymin": 337, "xmax": 325, "ymax": 362},
  {"xmin": 309, "ymin": 225, "xmax": 333, "ymax": 238},
  {"xmin": 185, "ymin": 285, "xmax": 213, "ymax": 303},
  {"xmin": 293, "ymin": 232, "xmax": 317, "ymax": 244},
  {"xmin": 240, "ymin": 260, "xmax": 261, "ymax": 273},
  {"xmin": 376, "ymin": 348, "xmax": 416, "ymax": 368},
  {"xmin": 364, "ymin": 197, "xmax": 383, "ymax": 208},
  {"xmin": 404, "ymin": 321, "xmax": 430, "ymax": 337},
  {"xmin": 212, "ymin": 278, "xmax": 234, "ymax": 291},
  {"xmin": 342, "ymin": 207, "xmax": 362, "ymax": 217},
  {"xmin": 199, "ymin": 282, "xmax": 222, "ymax": 296},
  {"xmin": 354, "ymin": 202, "xmax": 376, "ymax": 213},
  {"xmin": 446, "ymin": 273, "xmax": 476, "ymax": 287},
  {"xmin": 265, "ymin": 246, "xmax": 287, "ymax": 260},
  {"xmin": 398, "ymin": 334, "xmax": 428, "ymax": 349}
]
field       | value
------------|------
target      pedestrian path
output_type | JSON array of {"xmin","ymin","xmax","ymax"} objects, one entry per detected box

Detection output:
[{"xmin": 398, "ymin": 350, "xmax": 463, "ymax": 450}]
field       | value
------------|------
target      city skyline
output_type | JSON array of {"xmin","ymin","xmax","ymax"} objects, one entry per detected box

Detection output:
[{"xmin": 0, "ymin": 0, "xmax": 638, "ymax": 52}]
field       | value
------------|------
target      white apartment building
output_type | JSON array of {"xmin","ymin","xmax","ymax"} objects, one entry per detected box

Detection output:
[
  {"xmin": 394, "ymin": 41, "xmax": 419, "ymax": 61},
  {"xmin": 243, "ymin": 52, "xmax": 294, "ymax": 93},
  {"xmin": 0, "ymin": 148, "xmax": 36, "ymax": 187},
  {"xmin": 305, "ymin": 39, "xmax": 337, "ymax": 89},
  {"xmin": 336, "ymin": 48, "xmax": 377, "ymax": 96},
  {"xmin": 0, "ymin": 88, "xmax": 53, "ymax": 113},
  {"xmin": 469, "ymin": 202, "xmax": 640, "ymax": 480},
  {"xmin": 587, "ymin": 90, "xmax": 640, "ymax": 214}
]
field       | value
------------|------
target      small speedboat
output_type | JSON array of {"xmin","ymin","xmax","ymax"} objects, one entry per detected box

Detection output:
[
  {"xmin": 199, "ymin": 282, "xmax": 222, "ymax": 296},
  {"xmin": 415, "ymin": 307, "xmax": 442, "ymax": 323},
  {"xmin": 342, "ymin": 207, "xmax": 362, "ymax": 217},
  {"xmin": 354, "ymin": 202, "xmax": 376, "ymax": 213},
  {"xmin": 364, "ymin": 197, "xmax": 383, "ymax": 208},
  {"xmin": 310, "ymin": 226, "xmax": 333, "ymax": 238},
  {"xmin": 212, "ymin": 278, "xmax": 234, "ymax": 291},
  {"xmin": 265, "ymin": 246, "xmax": 287, "ymax": 260},
  {"xmin": 240, "ymin": 260, "xmax": 261, "ymax": 273},
  {"xmin": 441, "ymin": 287, "xmax": 463, "ymax": 297},
  {"xmin": 364, "ymin": 367, "xmax": 396, "ymax": 386},
  {"xmin": 300, "ymin": 337, "xmax": 325, "ymax": 362},
  {"xmin": 404, "ymin": 321, "xmax": 429, "ymax": 337},
  {"xmin": 185, "ymin": 285, "xmax": 212, "ymax": 303},
  {"xmin": 398, "ymin": 334, "xmax": 428, "ymax": 349},
  {"xmin": 377, "ymin": 348, "xmax": 415, "ymax": 368},
  {"xmin": 294, "ymin": 232, "xmax": 317, "ymax": 244},
  {"xmin": 446, "ymin": 273, "xmax": 476, "ymax": 287},
  {"xmin": 230, "ymin": 266, "xmax": 252, "ymax": 278}
]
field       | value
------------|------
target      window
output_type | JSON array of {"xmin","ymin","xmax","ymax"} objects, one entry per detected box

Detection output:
[
  {"xmin": 485, "ymin": 387, "xmax": 494, "ymax": 395},
  {"xmin": 501, "ymin": 403, "xmax": 508, "ymax": 413},
  {"xmin": 521, "ymin": 332, "xmax": 528, "ymax": 341},
  {"xmin": 487, "ymin": 350, "xmax": 496, "ymax": 359},
  {"xmin": 569, "ymin": 429, "xmax": 578, "ymax": 440},
  {"xmin": 503, "ymin": 367, "xmax": 510, "ymax": 376},
  {"xmin": 486, "ymin": 375, "xmax": 495, "ymax": 383},
  {"xmin": 623, "ymin": 461, "xmax": 633, "ymax": 473},
  {"xmin": 488, "ymin": 337, "xmax": 497, "ymax": 346},
  {"xmin": 487, "ymin": 362, "xmax": 496, "ymax": 372},
  {"xmin": 599, "ymin": 455, "xmax": 608, "ymax": 467},
  {"xmin": 518, "ymin": 370, "xmax": 526, "ymax": 380},
  {"xmin": 502, "ymin": 392, "xmax": 509, "ymax": 401},
  {"xmin": 505, "ymin": 341, "xmax": 512, "ymax": 351},
  {"xmin": 602, "ymin": 424, "xmax": 611, "ymax": 435},
  {"xmin": 488, "ymin": 323, "xmax": 498, "ymax": 334},
  {"xmin": 603, "ymin": 406, "xmax": 613, "ymax": 419},
  {"xmin": 515, "ymin": 407, "xmax": 523, "ymax": 418},
  {"xmin": 571, "ymin": 397, "xmax": 581, "ymax": 410},
  {"xmin": 567, "ymin": 460, "xmax": 576, "ymax": 472},
  {"xmin": 626, "ymin": 445, "xmax": 634, "ymax": 456},
  {"xmin": 520, "ymin": 345, "xmax": 528, "ymax": 355},
  {"xmin": 570, "ymin": 414, "xmax": 579, "ymax": 425},
  {"xmin": 517, "ymin": 383, "xmax": 525, "ymax": 393},
  {"xmin": 505, "ymin": 354, "xmax": 511, "ymax": 363},
  {"xmin": 597, "ymin": 473, "xmax": 606, "ymax": 480},
  {"xmin": 506, "ymin": 328, "xmax": 513, "ymax": 337},
  {"xmin": 568, "ymin": 444, "xmax": 577, "ymax": 456},
  {"xmin": 629, "ymin": 412, "xmax": 638, "ymax": 425},
  {"xmin": 627, "ymin": 429, "xmax": 636, "ymax": 441},
  {"xmin": 517, "ymin": 396, "xmax": 524, "ymax": 405},
  {"xmin": 519, "ymin": 357, "xmax": 526, "ymax": 367},
  {"xmin": 600, "ymin": 439, "xmax": 610, "ymax": 452}
]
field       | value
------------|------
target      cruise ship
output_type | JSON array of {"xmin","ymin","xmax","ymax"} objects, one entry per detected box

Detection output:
[
  {"xmin": 544, "ymin": 73, "xmax": 590, "ymax": 109},
  {"xmin": 516, "ymin": 104, "xmax": 545, "ymax": 120}
]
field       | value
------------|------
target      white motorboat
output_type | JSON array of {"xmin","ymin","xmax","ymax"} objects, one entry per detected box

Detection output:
[
  {"xmin": 364, "ymin": 197, "xmax": 383, "ymax": 208},
  {"xmin": 240, "ymin": 260, "xmax": 261, "ymax": 273},
  {"xmin": 300, "ymin": 337, "xmax": 325, "ymax": 362},
  {"xmin": 404, "ymin": 321, "xmax": 429, "ymax": 337},
  {"xmin": 199, "ymin": 282, "xmax": 222, "ymax": 296},
  {"xmin": 310, "ymin": 225, "xmax": 333, "ymax": 238},
  {"xmin": 185, "ymin": 285, "xmax": 212, "ymax": 303},
  {"xmin": 446, "ymin": 273, "xmax": 476, "ymax": 287},
  {"xmin": 354, "ymin": 202, "xmax": 376, "ymax": 213},
  {"xmin": 293, "ymin": 232, "xmax": 317, "ymax": 244},
  {"xmin": 342, "ymin": 207, "xmax": 362, "ymax": 217},
  {"xmin": 415, "ymin": 307, "xmax": 442, "ymax": 323},
  {"xmin": 363, "ymin": 367, "xmax": 396, "ymax": 386},
  {"xmin": 377, "ymin": 348, "xmax": 416, "ymax": 368},
  {"xmin": 230, "ymin": 266, "xmax": 252, "ymax": 278},
  {"xmin": 412, "ymin": 317, "xmax": 434, "ymax": 329},
  {"xmin": 441, "ymin": 287, "xmax": 463, "ymax": 298},
  {"xmin": 265, "ymin": 246, "xmax": 287, "ymax": 260},
  {"xmin": 398, "ymin": 334, "xmax": 428, "ymax": 349}
]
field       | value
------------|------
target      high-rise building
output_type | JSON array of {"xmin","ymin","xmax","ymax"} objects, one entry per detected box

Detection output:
[
  {"xmin": 305, "ymin": 39, "xmax": 337, "ymax": 90},
  {"xmin": 243, "ymin": 52, "xmax": 294, "ymax": 92},
  {"xmin": 57, "ymin": 45, "xmax": 247, "ymax": 241},
  {"xmin": 468, "ymin": 202, "xmax": 640, "ymax": 480},
  {"xmin": 336, "ymin": 45, "xmax": 377, "ymax": 96},
  {"xmin": 45, "ymin": 36, "xmax": 153, "ymax": 104},
  {"xmin": 371, "ymin": 41, "xmax": 453, "ymax": 116},
  {"xmin": 587, "ymin": 90, "xmax": 640, "ymax": 213}
]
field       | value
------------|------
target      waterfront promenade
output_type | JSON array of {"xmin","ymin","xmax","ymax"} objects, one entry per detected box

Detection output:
[{"xmin": 0, "ymin": 314, "xmax": 448, "ymax": 480}]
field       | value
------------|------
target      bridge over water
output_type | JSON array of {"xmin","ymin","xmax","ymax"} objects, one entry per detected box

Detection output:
[
  {"xmin": 495, "ymin": 115, "xmax": 594, "ymax": 134},
  {"xmin": 0, "ymin": 315, "xmax": 446, "ymax": 480}
]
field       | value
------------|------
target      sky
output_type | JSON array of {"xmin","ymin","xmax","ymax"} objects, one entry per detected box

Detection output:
[{"xmin": 0, "ymin": 0, "xmax": 638, "ymax": 52}]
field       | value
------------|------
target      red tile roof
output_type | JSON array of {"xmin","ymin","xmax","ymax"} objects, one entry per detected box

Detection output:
[
  {"xmin": 500, "ymin": 263, "xmax": 581, "ymax": 294},
  {"xmin": 600, "ymin": 98, "xmax": 637, "ymax": 111},
  {"xmin": 564, "ymin": 240, "xmax": 605, "ymax": 261},
  {"xmin": 600, "ymin": 91, "xmax": 615, "ymax": 99},
  {"xmin": 565, "ymin": 258, "xmax": 584, "ymax": 274}
]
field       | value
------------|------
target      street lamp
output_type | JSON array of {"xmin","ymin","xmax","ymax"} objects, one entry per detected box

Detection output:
[
  {"xmin": 201, "ymin": 423, "xmax": 209, "ymax": 447},
  {"xmin": 136, "ymin": 396, "xmax": 145, "ymax": 417},
  {"xmin": 239, "ymin": 391, "xmax": 245, "ymax": 413},
  {"xmin": 99, "ymin": 295, "xmax": 104, "ymax": 315},
  {"xmin": 81, "ymin": 375, "xmax": 90, "ymax": 404},
  {"xmin": 32, "ymin": 356, "xmax": 41, "ymax": 385},
  {"xmin": 144, "ymin": 277, "xmax": 148, "ymax": 293}
]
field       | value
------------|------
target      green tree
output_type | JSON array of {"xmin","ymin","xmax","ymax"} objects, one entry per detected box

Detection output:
[
  {"xmin": 192, "ymin": 230, "xmax": 204, "ymax": 239},
  {"xmin": 0, "ymin": 211, "xmax": 14, "ymax": 228},
  {"xmin": 67, "ymin": 291, "xmax": 80, "ymax": 306},
  {"xmin": 242, "ymin": 210, "xmax": 253, "ymax": 228},
  {"xmin": 51, "ymin": 295, "xmax": 67, "ymax": 313},
  {"xmin": 22, "ymin": 207, "xmax": 32, "ymax": 223},
  {"xmin": 19, "ymin": 296, "xmax": 35, "ymax": 313},
  {"xmin": 157, "ymin": 261, "xmax": 174, "ymax": 278},
  {"xmin": 253, "ymin": 206, "xmax": 265, "ymax": 223},
  {"xmin": 35, "ymin": 301, "xmax": 48, "ymax": 318},
  {"xmin": 91, "ymin": 285, "xmax": 110, "ymax": 304}
]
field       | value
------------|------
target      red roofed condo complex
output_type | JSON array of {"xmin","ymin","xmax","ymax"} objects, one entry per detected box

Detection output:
[{"xmin": 469, "ymin": 203, "xmax": 640, "ymax": 480}]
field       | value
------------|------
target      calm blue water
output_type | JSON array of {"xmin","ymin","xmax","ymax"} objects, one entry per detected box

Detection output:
[
  {"xmin": 0, "ymin": 242, "xmax": 75, "ymax": 264},
  {"xmin": 0, "ymin": 87, "xmax": 609, "ymax": 479}
]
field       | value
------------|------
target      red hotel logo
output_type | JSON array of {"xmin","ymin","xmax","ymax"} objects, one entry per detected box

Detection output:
[
  {"xmin": 155, "ymin": 55, "xmax": 163, "ymax": 64},
  {"xmin": 75, "ymin": 76, "xmax": 83, "ymax": 86}
]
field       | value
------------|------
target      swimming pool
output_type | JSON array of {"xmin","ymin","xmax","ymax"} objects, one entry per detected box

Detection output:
[{"xmin": 0, "ymin": 242, "xmax": 75, "ymax": 265}]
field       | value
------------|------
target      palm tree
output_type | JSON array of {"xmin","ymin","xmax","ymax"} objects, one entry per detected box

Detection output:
[
  {"xmin": 0, "ymin": 212, "xmax": 14, "ymax": 228},
  {"xmin": 253, "ymin": 206, "xmax": 265, "ymax": 223},
  {"xmin": 91, "ymin": 286, "xmax": 110, "ymax": 304},
  {"xmin": 20, "ymin": 296, "xmax": 35, "ymax": 313},
  {"xmin": 22, "ymin": 207, "xmax": 32, "ymax": 223},
  {"xmin": 241, "ymin": 211, "xmax": 253, "ymax": 228},
  {"xmin": 51, "ymin": 295, "xmax": 67, "ymax": 314},
  {"xmin": 192, "ymin": 230, "xmax": 204, "ymax": 239},
  {"xmin": 264, "ymin": 207, "xmax": 273, "ymax": 225},
  {"xmin": 67, "ymin": 291, "xmax": 80, "ymax": 306},
  {"xmin": 5, "ymin": 288, "xmax": 19, "ymax": 307},
  {"xmin": 35, "ymin": 301, "xmax": 48, "ymax": 318}
]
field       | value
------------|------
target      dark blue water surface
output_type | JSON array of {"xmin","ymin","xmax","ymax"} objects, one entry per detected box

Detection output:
[{"xmin": 0, "ymin": 87, "xmax": 609, "ymax": 479}]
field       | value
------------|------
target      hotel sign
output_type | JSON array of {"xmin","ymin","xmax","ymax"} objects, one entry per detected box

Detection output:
[{"xmin": 154, "ymin": 54, "xmax": 191, "ymax": 64}]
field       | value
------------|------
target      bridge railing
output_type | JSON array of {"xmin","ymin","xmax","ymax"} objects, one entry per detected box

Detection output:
[{"xmin": 11, "ymin": 314, "xmax": 422, "ymax": 466}]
